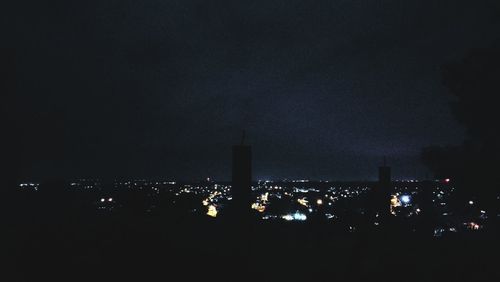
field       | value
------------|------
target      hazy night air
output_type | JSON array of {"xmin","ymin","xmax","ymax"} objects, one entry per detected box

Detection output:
[{"xmin": 5, "ymin": 1, "xmax": 499, "ymax": 182}]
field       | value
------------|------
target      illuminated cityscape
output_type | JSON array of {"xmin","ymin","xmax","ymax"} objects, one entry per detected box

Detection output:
[
  {"xmin": 15, "ymin": 176, "xmax": 496, "ymax": 236},
  {"xmin": 5, "ymin": 1, "xmax": 500, "ymax": 281}
]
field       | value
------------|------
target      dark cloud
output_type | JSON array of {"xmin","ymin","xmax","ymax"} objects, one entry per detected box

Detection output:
[{"xmin": 3, "ymin": 0, "xmax": 500, "ymax": 180}]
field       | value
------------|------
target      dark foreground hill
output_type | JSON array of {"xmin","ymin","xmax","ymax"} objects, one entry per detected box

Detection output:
[{"xmin": 5, "ymin": 208, "xmax": 500, "ymax": 282}]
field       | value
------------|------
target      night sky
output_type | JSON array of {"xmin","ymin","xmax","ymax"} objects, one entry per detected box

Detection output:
[{"xmin": 4, "ymin": 1, "xmax": 500, "ymax": 181}]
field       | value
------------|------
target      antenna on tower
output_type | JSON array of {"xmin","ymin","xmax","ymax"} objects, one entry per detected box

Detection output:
[{"xmin": 241, "ymin": 130, "xmax": 246, "ymax": 146}]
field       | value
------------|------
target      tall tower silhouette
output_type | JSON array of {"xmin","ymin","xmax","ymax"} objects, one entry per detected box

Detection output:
[
  {"xmin": 231, "ymin": 131, "xmax": 253, "ymax": 220},
  {"xmin": 374, "ymin": 157, "xmax": 392, "ymax": 218},
  {"xmin": 378, "ymin": 157, "xmax": 391, "ymax": 185}
]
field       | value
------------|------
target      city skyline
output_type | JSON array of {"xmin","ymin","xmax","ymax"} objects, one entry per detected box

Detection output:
[{"xmin": 4, "ymin": 2, "xmax": 500, "ymax": 281}]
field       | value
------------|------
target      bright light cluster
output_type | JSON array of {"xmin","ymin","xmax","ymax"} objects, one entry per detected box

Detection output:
[
  {"xmin": 282, "ymin": 211, "xmax": 307, "ymax": 221},
  {"xmin": 207, "ymin": 205, "xmax": 218, "ymax": 217}
]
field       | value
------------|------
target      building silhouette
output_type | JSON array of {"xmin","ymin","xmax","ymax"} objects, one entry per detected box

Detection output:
[
  {"xmin": 378, "ymin": 158, "xmax": 391, "ymax": 185},
  {"xmin": 373, "ymin": 158, "xmax": 392, "ymax": 219},
  {"xmin": 230, "ymin": 132, "xmax": 253, "ymax": 220}
]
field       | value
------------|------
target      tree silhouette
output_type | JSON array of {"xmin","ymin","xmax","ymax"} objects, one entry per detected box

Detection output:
[
  {"xmin": 1, "ymin": 47, "xmax": 21, "ymax": 195},
  {"xmin": 422, "ymin": 41, "xmax": 500, "ymax": 209}
]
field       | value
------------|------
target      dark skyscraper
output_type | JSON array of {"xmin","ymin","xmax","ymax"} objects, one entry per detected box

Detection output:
[
  {"xmin": 379, "ymin": 159, "xmax": 391, "ymax": 185},
  {"xmin": 230, "ymin": 133, "xmax": 252, "ymax": 219},
  {"xmin": 374, "ymin": 158, "xmax": 392, "ymax": 218}
]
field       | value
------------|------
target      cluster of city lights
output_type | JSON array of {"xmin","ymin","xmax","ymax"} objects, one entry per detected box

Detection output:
[
  {"xmin": 282, "ymin": 211, "xmax": 307, "ymax": 221},
  {"xmin": 17, "ymin": 178, "xmax": 492, "ymax": 237}
]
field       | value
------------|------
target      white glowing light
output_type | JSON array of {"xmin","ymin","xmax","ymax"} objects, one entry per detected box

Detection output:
[
  {"xmin": 325, "ymin": 213, "xmax": 335, "ymax": 219},
  {"xmin": 293, "ymin": 212, "xmax": 307, "ymax": 221},
  {"xmin": 401, "ymin": 195, "xmax": 411, "ymax": 204},
  {"xmin": 282, "ymin": 212, "xmax": 307, "ymax": 221},
  {"xmin": 100, "ymin": 198, "xmax": 105, "ymax": 203}
]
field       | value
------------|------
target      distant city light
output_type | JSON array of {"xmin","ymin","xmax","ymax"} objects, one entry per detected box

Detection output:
[
  {"xmin": 390, "ymin": 194, "xmax": 406, "ymax": 215},
  {"xmin": 316, "ymin": 199, "xmax": 323, "ymax": 205},
  {"xmin": 100, "ymin": 198, "xmax": 105, "ymax": 203},
  {"xmin": 19, "ymin": 182, "xmax": 39, "ymax": 191},
  {"xmin": 293, "ymin": 212, "xmax": 307, "ymax": 221},
  {"xmin": 282, "ymin": 212, "xmax": 307, "ymax": 221},
  {"xmin": 467, "ymin": 222, "xmax": 480, "ymax": 230},
  {"xmin": 469, "ymin": 200, "xmax": 474, "ymax": 205},
  {"xmin": 251, "ymin": 203, "xmax": 266, "ymax": 213},
  {"xmin": 207, "ymin": 205, "xmax": 218, "ymax": 217},
  {"xmin": 261, "ymin": 192, "xmax": 269, "ymax": 202},
  {"xmin": 108, "ymin": 198, "xmax": 113, "ymax": 202},
  {"xmin": 297, "ymin": 198, "xmax": 309, "ymax": 207},
  {"xmin": 401, "ymin": 195, "xmax": 411, "ymax": 204}
]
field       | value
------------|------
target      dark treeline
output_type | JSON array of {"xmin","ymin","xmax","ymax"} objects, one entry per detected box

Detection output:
[{"xmin": 422, "ymin": 41, "xmax": 500, "ymax": 210}]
